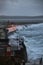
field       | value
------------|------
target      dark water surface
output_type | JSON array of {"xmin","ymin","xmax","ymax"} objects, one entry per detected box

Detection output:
[{"xmin": 0, "ymin": 0, "xmax": 43, "ymax": 16}]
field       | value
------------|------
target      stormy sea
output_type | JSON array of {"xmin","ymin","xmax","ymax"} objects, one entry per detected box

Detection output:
[{"xmin": 8, "ymin": 23, "xmax": 43, "ymax": 64}]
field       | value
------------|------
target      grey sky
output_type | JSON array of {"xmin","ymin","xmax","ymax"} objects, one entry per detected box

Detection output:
[{"xmin": 0, "ymin": 0, "xmax": 43, "ymax": 16}]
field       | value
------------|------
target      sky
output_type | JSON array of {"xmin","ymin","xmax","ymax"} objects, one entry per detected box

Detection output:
[{"xmin": 0, "ymin": 0, "xmax": 43, "ymax": 16}]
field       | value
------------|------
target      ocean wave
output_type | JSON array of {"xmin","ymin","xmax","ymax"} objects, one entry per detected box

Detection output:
[{"xmin": 9, "ymin": 23, "xmax": 43, "ymax": 61}]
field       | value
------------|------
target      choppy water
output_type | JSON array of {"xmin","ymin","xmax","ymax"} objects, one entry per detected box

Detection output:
[{"xmin": 9, "ymin": 23, "xmax": 43, "ymax": 62}]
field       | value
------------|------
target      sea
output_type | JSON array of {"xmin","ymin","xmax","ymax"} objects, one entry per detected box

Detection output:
[{"xmin": 8, "ymin": 23, "xmax": 43, "ymax": 63}]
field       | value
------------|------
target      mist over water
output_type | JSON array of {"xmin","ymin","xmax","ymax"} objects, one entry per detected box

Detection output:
[{"xmin": 0, "ymin": 0, "xmax": 43, "ymax": 16}]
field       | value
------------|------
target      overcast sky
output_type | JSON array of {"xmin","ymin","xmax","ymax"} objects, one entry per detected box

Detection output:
[{"xmin": 0, "ymin": 0, "xmax": 43, "ymax": 16}]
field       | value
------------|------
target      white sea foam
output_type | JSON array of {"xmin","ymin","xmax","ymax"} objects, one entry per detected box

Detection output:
[{"xmin": 9, "ymin": 23, "xmax": 43, "ymax": 62}]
